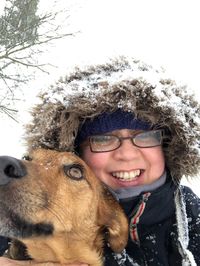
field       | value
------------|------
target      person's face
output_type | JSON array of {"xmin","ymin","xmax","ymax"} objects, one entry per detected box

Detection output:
[{"xmin": 81, "ymin": 129, "xmax": 165, "ymax": 190}]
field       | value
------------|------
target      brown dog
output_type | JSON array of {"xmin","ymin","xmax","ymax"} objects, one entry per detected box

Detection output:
[{"xmin": 0, "ymin": 149, "xmax": 128, "ymax": 265}]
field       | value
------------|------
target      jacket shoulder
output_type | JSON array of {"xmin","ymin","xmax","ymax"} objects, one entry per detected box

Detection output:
[{"xmin": 181, "ymin": 185, "xmax": 200, "ymax": 218}]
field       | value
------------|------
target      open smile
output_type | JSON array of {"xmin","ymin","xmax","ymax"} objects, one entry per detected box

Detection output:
[{"xmin": 112, "ymin": 169, "xmax": 142, "ymax": 182}]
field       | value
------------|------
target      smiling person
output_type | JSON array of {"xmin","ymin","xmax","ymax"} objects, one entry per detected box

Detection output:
[{"xmin": 1, "ymin": 57, "xmax": 200, "ymax": 265}]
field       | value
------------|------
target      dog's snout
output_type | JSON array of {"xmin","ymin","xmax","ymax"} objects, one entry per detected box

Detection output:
[{"xmin": 0, "ymin": 156, "xmax": 27, "ymax": 185}]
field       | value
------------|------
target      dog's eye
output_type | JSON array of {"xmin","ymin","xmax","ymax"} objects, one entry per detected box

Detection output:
[{"xmin": 64, "ymin": 164, "xmax": 84, "ymax": 180}]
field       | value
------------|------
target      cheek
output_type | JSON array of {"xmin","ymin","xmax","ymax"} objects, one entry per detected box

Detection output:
[
  {"xmin": 81, "ymin": 148, "xmax": 107, "ymax": 173},
  {"xmin": 144, "ymin": 148, "xmax": 165, "ymax": 174},
  {"xmin": 152, "ymin": 150, "xmax": 165, "ymax": 173}
]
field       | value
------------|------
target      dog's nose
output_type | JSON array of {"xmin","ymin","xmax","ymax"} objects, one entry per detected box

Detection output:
[{"xmin": 0, "ymin": 156, "xmax": 27, "ymax": 185}]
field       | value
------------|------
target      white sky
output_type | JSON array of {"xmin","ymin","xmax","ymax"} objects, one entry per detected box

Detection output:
[{"xmin": 1, "ymin": 0, "xmax": 200, "ymax": 194}]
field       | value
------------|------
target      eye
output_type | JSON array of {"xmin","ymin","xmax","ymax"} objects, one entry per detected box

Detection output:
[
  {"xmin": 63, "ymin": 164, "xmax": 84, "ymax": 180},
  {"xmin": 90, "ymin": 135, "xmax": 115, "ymax": 145}
]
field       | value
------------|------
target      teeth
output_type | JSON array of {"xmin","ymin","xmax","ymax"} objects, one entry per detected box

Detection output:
[{"xmin": 112, "ymin": 170, "xmax": 141, "ymax": 181}]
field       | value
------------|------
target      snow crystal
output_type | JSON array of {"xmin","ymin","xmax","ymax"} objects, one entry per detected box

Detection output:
[
  {"xmin": 112, "ymin": 249, "xmax": 140, "ymax": 266},
  {"xmin": 145, "ymin": 235, "xmax": 156, "ymax": 245}
]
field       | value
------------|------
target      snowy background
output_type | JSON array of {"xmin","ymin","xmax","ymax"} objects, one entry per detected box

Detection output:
[{"xmin": 1, "ymin": 0, "xmax": 200, "ymax": 194}]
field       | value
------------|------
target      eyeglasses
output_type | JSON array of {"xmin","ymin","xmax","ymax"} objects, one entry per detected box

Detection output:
[{"xmin": 88, "ymin": 129, "xmax": 165, "ymax": 152}]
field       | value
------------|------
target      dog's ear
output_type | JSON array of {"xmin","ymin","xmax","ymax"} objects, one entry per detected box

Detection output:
[{"xmin": 97, "ymin": 186, "xmax": 128, "ymax": 253}]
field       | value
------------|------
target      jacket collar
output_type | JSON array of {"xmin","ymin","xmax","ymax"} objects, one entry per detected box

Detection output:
[
  {"xmin": 110, "ymin": 171, "xmax": 167, "ymax": 200},
  {"xmin": 120, "ymin": 174, "xmax": 177, "ymax": 225}
]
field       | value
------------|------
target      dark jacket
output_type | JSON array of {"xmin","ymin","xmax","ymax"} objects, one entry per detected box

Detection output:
[
  {"xmin": 104, "ymin": 176, "xmax": 200, "ymax": 266},
  {"xmin": 0, "ymin": 236, "xmax": 9, "ymax": 256}
]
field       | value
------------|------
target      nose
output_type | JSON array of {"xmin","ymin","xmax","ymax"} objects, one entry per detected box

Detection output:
[
  {"xmin": 0, "ymin": 156, "xmax": 27, "ymax": 185},
  {"xmin": 113, "ymin": 138, "xmax": 141, "ymax": 160}
]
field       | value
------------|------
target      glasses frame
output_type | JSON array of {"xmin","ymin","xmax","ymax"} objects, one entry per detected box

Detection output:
[{"xmin": 88, "ymin": 129, "xmax": 165, "ymax": 153}]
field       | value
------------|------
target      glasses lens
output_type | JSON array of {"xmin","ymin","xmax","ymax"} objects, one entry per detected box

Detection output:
[
  {"xmin": 133, "ymin": 130, "xmax": 163, "ymax": 147},
  {"xmin": 90, "ymin": 135, "xmax": 120, "ymax": 152}
]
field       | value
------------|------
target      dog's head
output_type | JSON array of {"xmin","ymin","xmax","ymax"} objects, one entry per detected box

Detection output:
[{"xmin": 0, "ymin": 149, "xmax": 128, "ymax": 255}]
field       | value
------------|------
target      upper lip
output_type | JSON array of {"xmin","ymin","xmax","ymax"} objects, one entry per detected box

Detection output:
[{"xmin": 111, "ymin": 168, "xmax": 144, "ymax": 173}]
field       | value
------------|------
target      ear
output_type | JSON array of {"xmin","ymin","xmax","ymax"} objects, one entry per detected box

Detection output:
[{"xmin": 97, "ymin": 186, "xmax": 128, "ymax": 253}]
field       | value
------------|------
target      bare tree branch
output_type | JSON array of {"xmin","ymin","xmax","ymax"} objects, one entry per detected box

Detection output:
[
  {"xmin": 0, "ymin": 0, "xmax": 75, "ymax": 119},
  {"xmin": 0, "ymin": 105, "xmax": 18, "ymax": 121}
]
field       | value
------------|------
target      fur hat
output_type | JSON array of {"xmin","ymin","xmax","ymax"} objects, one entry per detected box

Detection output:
[{"xmin": 25, "ymin": 56, "xmax": 200, "ymax": 181}]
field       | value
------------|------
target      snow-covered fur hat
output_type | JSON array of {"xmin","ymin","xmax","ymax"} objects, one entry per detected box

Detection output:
[{"xmin": 26, "ymin": 56, "xmax": 200, "ymax": 181}]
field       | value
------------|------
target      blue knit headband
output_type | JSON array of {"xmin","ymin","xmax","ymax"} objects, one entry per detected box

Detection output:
[{"xmin": 75, "ymin": 109, "xmax": 152, "ymax": 146}]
